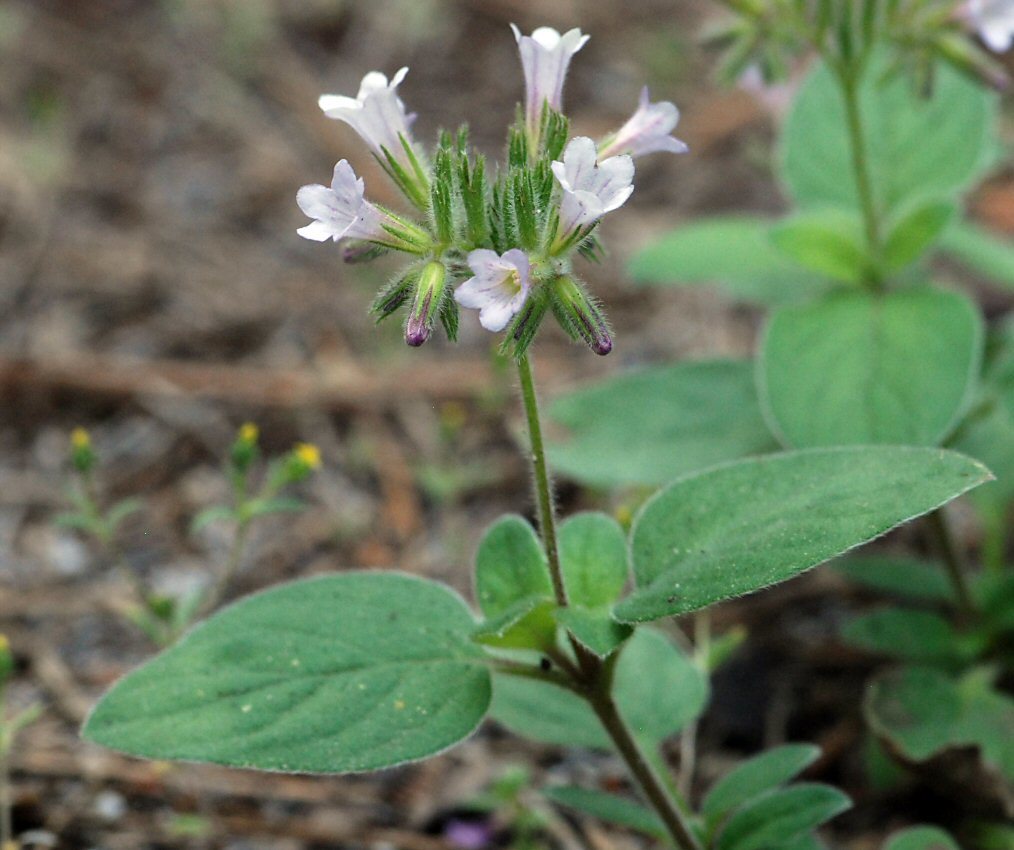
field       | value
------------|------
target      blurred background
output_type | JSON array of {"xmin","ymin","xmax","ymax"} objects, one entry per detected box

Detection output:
[{"xmin": 0, "ymin": 1, "xmax": 1011, "ymax": 848}]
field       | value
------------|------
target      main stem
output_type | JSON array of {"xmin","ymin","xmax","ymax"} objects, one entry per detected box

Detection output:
[
  {"xmin": 516, "ymin": 354, "xmax": 568, "ymax": 607},
  {"xmin": 838, "ymin": 63, "xmax": 882, "ymax": 284},
  {"xmin": 514, "ymin": 354, "xmax": 702, "ymax": 850}
]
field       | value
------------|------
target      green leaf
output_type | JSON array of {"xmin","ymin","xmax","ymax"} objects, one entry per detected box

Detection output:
[
  {"xmin": 883, "ymin": 826, "xmax": 960, "ymax": 850},
  {"xmin": 781, "ymin": 54, "xmax": 995, "ymax": 215},
  {"xmin": 547, "ymin": 360, "xmax": 778, "ymax": 488},
  {"xmin": 628, "ymin": 216, "xmax": 827, "ymax": 304},
  {"xmin": 843, "ymin": 610, "xmax": 983, "ymax": 666},
  {"xmin": 833, "ymin": 556, "xmax": 954, "ymax": 602},
  {"xmin": 555, "ymin": 606, "xmax": 632, "ymax": 658},
  {"xmin": 715, "ymin": 784, "xmax": 851, "ymax": 850},
  {"xmin": 865, "ymin": 666, "xmax": 1014, "ymax": 782},
  {"xmin": 107, "ymin": 497, "xmax": 143, "ymax": 530},
  {"xmin": 244, "ymin": 496, "xmax": 306, "ymax": 519},
  {"xmin": 759, "ymin": 287, "xmax": 983, "ymax": 448},
  {"xmin": 82, "ymin": 572, "xmax": 491, "ymax": 773},
  {"xmin": 491, "ymin": 627, "xmax": 707, "ymax": 749},
  {"xmin": 472, "ymin": 598, "xmax": 557, "ymax": 651},
  {"xmin": 939, "ymin": 222, "xmax": 1014, "ymax": 292},
  {"xmin": 702, "ymin": 743, "xmax": 821, "ymax": 826},
  {"xmin": 473, "ymin": 515, "xmax": 552, "ymax": 617},
  {"xmin": 543, "ymin": 785, "xmax": 665, "ymax": 837},
  {"xmin": 53, "ymin": 512, "xmax": 99, "ymax": 532},
  {"xmin": 559, "ymin": 512, "xmax": 628, "ymax": 607},
  {"xmin": 883, "ymin": 201, "xmax": 955, "ymax": 274},
  {"xmin": 770, "ymin": 210, "xmax": 868, "ymax": 283},
  {"xmin": 191, "ymin": 505, "xmax": 236, "ymax": 534},
  {"xmin": 615, "ymin": 447, "xmax": 991, "ymax": 622}
]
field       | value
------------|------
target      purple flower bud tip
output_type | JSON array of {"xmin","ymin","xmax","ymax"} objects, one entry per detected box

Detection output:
[
  {"xmin": 592, "ymin": 335, "xmax": 612, "ymax": 355},
  {"xmin": 405, "ymin": 321, "xmax": 430, "ymax": 347}
]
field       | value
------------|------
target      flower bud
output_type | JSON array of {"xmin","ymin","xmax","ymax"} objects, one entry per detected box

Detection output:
[
  {"xmin": 282, "ymin": 443, "xmax": 322, "ymax": 483},
  {"xmin": 0, "ymin": 633, "xmax": 13, "ymax": 686},
  {"xmin": 230, "ymin": 422, "xmax": 260, "ymax": 473},
  {"xmin": 550, "ymin": 275, "xmax": 613, "ymax": 355},
  {"xmin": 70, "ymin": 427, "xmax": 96, "ymax": 474},
  {"xmin": 405, "ymin": 261, "xmax": 448, "ymax": 347}
]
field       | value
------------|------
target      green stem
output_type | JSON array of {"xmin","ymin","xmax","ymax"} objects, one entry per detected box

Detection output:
[
  {"xmin": 838, "ymin": 63, "xmax": 883, "ymax": 286},
  {"xmin": 926, "ymin": 508, "xmax": 977, "ymax": 620},
  {"xmin": 195, "ymin": 520, "xmax": 252, "ymax": 622},
  {"xmin": 587, "ymin": 675, "xmax": 703, "ymax": 850},
  {"xmin": 516, "ymin": 354, "xmax": 568, "ymax": 607},
  {"xmin": 514, "ymin": 354, "xmax": 701, "ymax": 850}
]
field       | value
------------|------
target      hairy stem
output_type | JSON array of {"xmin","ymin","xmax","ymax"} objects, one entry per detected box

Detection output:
[
  {"xmin": 514, "ymin": 353, "xmax": 701, "ymax": 850},
  {"xmin": 926, "ymin": 508, "xmax": 977, "ymax": 619},
  {"xmin": 588, "ymin": 676, "xmax": 703, "ymax": 850},
  {"xmin": 516, "ymin": 354, "xmax": 568, "ymax": 607}
]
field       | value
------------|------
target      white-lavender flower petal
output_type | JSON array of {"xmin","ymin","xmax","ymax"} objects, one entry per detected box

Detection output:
[
  {"xmin": 296, "ymin": 160, "xmax": 385, "ymax": 243},
  {"xmin": 455, "ymin": 248, "xmax": 532, "ymax": 332},
  {"xmin": 510, "ymin": 24, "xmax": 589, "ymax": 132},
  {"xmin": 318, "ymin": 67, "xmax": 416, "ymax": 159},
  {"xmin": 598, "ymin": 87, "xmax": 688, "ymax": 160},
  {"xmin": 551, "ymin": 136, "xmax": 634, "ymax": 237},
  {"xmin": 970, "ymin": 0, "xmax": 1014, "ymax": 52}
]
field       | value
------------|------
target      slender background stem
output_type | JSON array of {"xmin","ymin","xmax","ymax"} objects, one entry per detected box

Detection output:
[{"xmin": 926, "ymin": 508, "xmax": 977, "ymax": 619}]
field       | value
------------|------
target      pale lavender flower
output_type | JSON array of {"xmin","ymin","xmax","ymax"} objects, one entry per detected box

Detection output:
[
  {"xmin": 318, "ymin": 68, "xmax": 417, "ymax": 160},
  {"xmin": 551, "ymin": 136, "xmax": 634, "ymax": 239},
  {"xmin": 510, "ymin": 25, "xmax": 589, "ymax": 133},
  {"xmin": 598, "ymin": 87, "xmax": 688, "ymax": 160},
  {"xmin": 455, "ymin": 249, "xmax": 532, "ymax": 332},
  {"xmin": 969, "ymin": 0, "xmax": 1014, "ymax": 52},
  {"xmin": 296, "ymin": 159, "xmax": 386, "ymax": 243}
]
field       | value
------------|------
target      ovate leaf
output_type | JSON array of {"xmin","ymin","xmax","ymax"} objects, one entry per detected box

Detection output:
[
  {"xmin": 615, "ymin": 447, "xmax": 991, "ymax": 622},
  {"xmin": 628, "ymin": 216, "xmax": 826, "ymax": 304},
  {"xmin": 715, "ymin": 784, "xmax": 851, "ymax": 850},
  {"xmin": 82, "ymin": 572, "xmax": 491, "ymax": 773},
  {"xmin": 558, "ymin": 512, "xmax": 628, "ymax": 607},
  {"xmin": 473, "ymin": 514, "xmax": 551, "ymax": 616},
  {"xmin": 865, "ymin": 666, "xmax": 1014, "ymax": 783},
  {"xmin": 759, "ymin": 287, "xmax": 983, "ymax": 447},
  {"xmin": 547, "ymin": 360, "xmax": 778, "ymax": 488},
  {"xmin": 781, "ymin": 54, "xmax": 995, "ymax": 214}
]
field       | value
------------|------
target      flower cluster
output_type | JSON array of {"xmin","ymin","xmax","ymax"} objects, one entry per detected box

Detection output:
[{"xmin": 297, "ymin": 25, "xmax": 686, "ymax": 357}]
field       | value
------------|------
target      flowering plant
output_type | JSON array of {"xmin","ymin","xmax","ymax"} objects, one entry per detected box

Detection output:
[
  {"xmin": 297, "ymin": 24, "xmax": 685, "ymax": 356},
  {"xmin": 78, "ymin": 20, "xmax": 996, "ymax": 850}
]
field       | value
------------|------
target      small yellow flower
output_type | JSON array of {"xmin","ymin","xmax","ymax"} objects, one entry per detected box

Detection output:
[
  {"xmin": 294, "ymin": 443, "xmax": 322, "ymax": 470},
  {"xmin": 70, "ymin": 427, "xmax": 91, "ymax": 450},
  {"xmin": 238, "ymin": 422, "xmax": 259, "ymax": 444}
]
